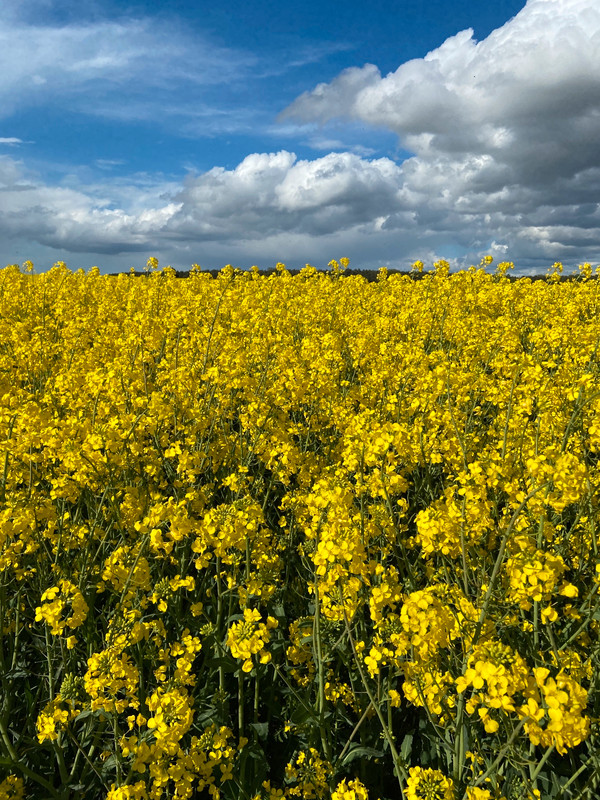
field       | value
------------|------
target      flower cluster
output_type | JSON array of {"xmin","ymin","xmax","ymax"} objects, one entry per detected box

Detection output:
[
  {"xmin": 518, "ymin": 667, "xmax": 589, "ymax": 754},
  {"xmin": 405, "ymin": 767, "xmax": 454, "ymax": 800},
  {"xmin": 34, "ymin": 579, "xmax": 88, "ymax": 641},
  {"xmin": 1, "ymin": 259, "xmax": 599, "ymax": 799},
  {"xmin": 226, "ymin": 607, "xmax": 278, "ymax": 672}
]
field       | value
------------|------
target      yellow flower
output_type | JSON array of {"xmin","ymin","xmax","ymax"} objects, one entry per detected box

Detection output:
[
  {"xmin": 405, "ymin": 766, "xmax": 454, "ymax": 800},
  {"xmin": 36, "ymin": 696, "xmax": 80, "ymax": 743},
  {"xmin": 34, "ymin": 580, "xmax": 88, "ymax": 636},
  {"xmin": 0, "ymin": 775, "xmax": 25, "ymax": 800},
  {"xmin": 331, "ymin": 777, "xmax": 370, "ymax": 800},
  {"xmin": 106, "ymin": 781, "xmax": 148, "ymax": 799},
  {"xmin": 226, "ymin": 607, "xmax": 277, "ymax": 669}
]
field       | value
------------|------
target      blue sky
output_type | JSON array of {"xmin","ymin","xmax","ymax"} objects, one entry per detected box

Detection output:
[{"xmin": 1, "ymin": 0, "xmax": 599, "ymax": 273}]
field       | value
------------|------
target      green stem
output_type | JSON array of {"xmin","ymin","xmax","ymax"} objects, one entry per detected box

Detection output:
[
  {"xmin": 238, "ymin": 669, "xmax": 245, "ymax": 739},
  {"xmin": 313, "ymin": 577, "xmax": 331, "ymax": 762},
  {"xmin": 470, "ymin": 720, "xmax": 525, "ymax": 789},
  {"xmin": 334, "ymin": 701, "xmax": 374, "ymax": 769},
  {"xmin": 530, "ymin": 744, "xmax": 555, "ymax": 785},
  {"xmin": 471, "ymin": 482, "xmax": 551, "ymax": 652},
  {"xmin": 52, "ymin": 739, "xmax": 70, "ymax": 787},
  {"xmin": 342, "ymin": 608, "xmax": 408, "ymax": 794},
  {"xmin": 67, "ymin": 727, "xmax": 110, "ymax": 790}
]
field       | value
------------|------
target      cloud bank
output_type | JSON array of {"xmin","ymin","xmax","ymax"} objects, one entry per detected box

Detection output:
[{"xmin": 279, "ymin": 0, "xmax": 600, "ymax": 264}]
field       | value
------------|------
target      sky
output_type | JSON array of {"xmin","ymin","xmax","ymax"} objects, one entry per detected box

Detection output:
[{"xmin": 1, "ymin": 0, "xmax": 599, "ymax": 274}]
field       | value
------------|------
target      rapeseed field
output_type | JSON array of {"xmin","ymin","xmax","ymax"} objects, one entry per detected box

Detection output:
[{"xmin": 0, "ymin": 257, "xmax": 599, "ymax": 800}]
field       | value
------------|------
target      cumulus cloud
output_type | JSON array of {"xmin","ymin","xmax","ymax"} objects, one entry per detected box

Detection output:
[
  {"xmin": 0, "ymin": 151, "xmax": 405, "ymax": 258},
  {"xmin": 0, "ymin": 156, "xmax": 183, "ymax": 255},
  {"xmin": 2, "ymin": 141, "xmax": 600, "ymax": 272},
  {"xmin": 282, "ymin": 0, "xmax": 600, "ymax": 166},
  {"xmin": 168, "ymin": 150, "xmax": 405, "ymax": 240},
  {"xmin": 278, "ymin": 0, "xmax": 600, "ymax": 265}
]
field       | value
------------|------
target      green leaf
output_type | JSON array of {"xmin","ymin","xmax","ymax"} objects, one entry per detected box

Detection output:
[
  {"xmin": 100, "ymin": 754, "xmax": 118, "ymax": 780},
  {"xmin": 290, "ymin": 703, "xmax": 319, "ymax": 725},
  {"xmin": 249, "ymin": 722, "xmax": 269, "ymax": 741},
  {"xmin": 339, "ymin": 744, "xmax": 384, "ymax": 767},
  {"xmin": 3, "ymin": 669, "xmax": 29, "ymax": 680},
  {"xmin": 400, "ymin": 734, "xmax": 413, "ymax": 762}
]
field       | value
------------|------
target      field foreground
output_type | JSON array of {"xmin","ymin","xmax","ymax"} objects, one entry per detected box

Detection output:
[{"xmin": 1, "ymin": 260, "xmax": 600, "ymax": 800}]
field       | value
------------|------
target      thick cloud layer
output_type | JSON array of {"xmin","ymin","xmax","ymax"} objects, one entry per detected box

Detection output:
[
  {"xmin": 279, "ymin": 0, "xmax": 600, "ymax": 265},
  {"xmin": 0, "ymin": 151, "xmax": 405, "ymax": 255},
  {"xmin": 170, "ymin": 151, "xmax": 404, "ymax": 239},
  {"xmin": 283, "ymin": 0, "xmax": 600, "ymax": 179},
  {"xmin": 0, "ymin": 157, "xmax": 178, "ymax": 255}
]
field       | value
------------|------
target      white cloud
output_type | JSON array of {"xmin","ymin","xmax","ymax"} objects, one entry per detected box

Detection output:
[
  {"xmin": 0, "ymin": 151, "xmax": 413, "ymax": 267},
  {"xmin": 0, "ymin": 10, "xmax": 257, "ymax": 127},
  {"xmin": 0, "ymin": 156, "xmax": 183, "ymax": 255},
  {"xmin": 282, "ymin": 0, "xmax": 600, "ymax": 167},
  {"xmin": 0, "ymin": 137, "xmax": 25, "ymax": 145},
  {"xmin": 277, "ymin": 0, "xmax": 600, "ymax": 266},
  {"xmin": 0, "ymin": 4, "xmax": 351, "ymax": 137},
  {"xmin": 135, "ymin": 150, "xmax": 404, "ymax": 241},
  {"xmin": 95, "ymin": 158, "xmax": 126, "ymax": 170},
  {"xmin": 305, "ymin": 136, "xmax": 376, "ymax": 157},
  {"xmin": 2, "ymin": 142, "xmax": 600, "ymax": 273}
]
